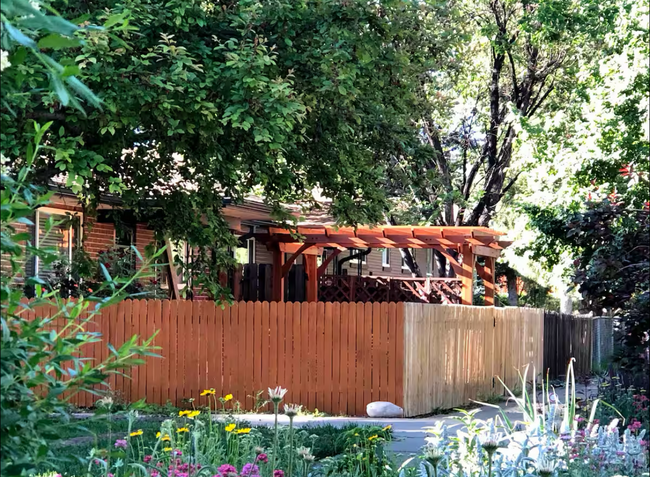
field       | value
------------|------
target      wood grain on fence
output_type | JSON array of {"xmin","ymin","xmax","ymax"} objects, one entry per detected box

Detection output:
[
  {"xmin": 543, "ymin": 311, "xmax": 592, "ymax": 379},
  {"xmin": 29, "ymin": 300, "xmax": 404, "ymax": 416},
  {"xmin": 402, "ymin": 304, "xmax": 543, "ymax": 417},
  {"xmin": 26, "ymin": 300, "xmax": 545, "ymax": 417}
]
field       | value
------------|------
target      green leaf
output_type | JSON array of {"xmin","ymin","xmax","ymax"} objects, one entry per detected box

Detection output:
[
  {"xmin": 37, "ymin": 34, "xmax": 81, "ymax": 50},
  {"xmin": 3, "ymin": 21, "xmax": 37, "ymax": 49},
  {"xmin": 50, "ymin": 75, "xmax": 70, "ymax": 106}
]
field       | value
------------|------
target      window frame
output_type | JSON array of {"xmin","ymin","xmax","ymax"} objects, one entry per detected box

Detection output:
[
  {"xmin": 348, "ymin": 248, "xmax": 367, "ymax": 265},
  {"xmin": 34, "ymin": 207, "xmax": 83, "ymax": 277},
  {"xmin": 381, "ymin": 248, "xmax": 390, "ymax": 267},
  {"xmin": 401, "ymin": 249, "xmax": 415, "ymax": 270}
]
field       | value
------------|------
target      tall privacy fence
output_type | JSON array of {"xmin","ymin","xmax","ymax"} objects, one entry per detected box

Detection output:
[
  {"xmin": 543, "ymin": 311, "xmax": 615, "ymax": 379},
  {"xmin": 26, "ymin": 300, "xmax": 543, "ymax": 417}
]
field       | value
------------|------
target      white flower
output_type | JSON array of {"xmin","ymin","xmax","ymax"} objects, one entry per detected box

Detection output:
[
  {"xmin": 297, "ymin": 446, "xmax": 314, "ymax": 461},
  {"xmin": 1, "ymin": 50, "xmax": 10, "ymax": 72},
  {"xmin": 268, "ymin": 386, "xmax": 287, "ymax": 404},
  {"xmin": 29, "ymin": 0, "xmax": 40, "ymax": 10},
  {"xmin": 284, "ymin": 403, "xmax": 301, "ymax": 418}
]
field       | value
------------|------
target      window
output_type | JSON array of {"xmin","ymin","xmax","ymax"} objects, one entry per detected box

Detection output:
[
  {"xmin": 401, "ymin": 249, "xmax": 416, "ymax": 270},
  {"xmin": 348, "ymin": 249, "xmax": 367, "ymax": 265},
  {"xmin": 33, "ymin": 208, "xmax": 82, "ymax": 278},
  {"xmin": 235, "ymin": 227, "xmax": 256, "ymax": 265},
  {"xmin": 381, "ymin": 248, "xmax": 390, "ymax": 267},
  {"xmin": 116, "ymin": 223, "xmax": 135, "ymax": 248}
]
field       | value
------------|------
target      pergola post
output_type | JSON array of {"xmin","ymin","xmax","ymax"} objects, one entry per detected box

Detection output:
[
  {"xmin": 271, "ymin": 245, "xmax": 285, "ymax": 302},
  {"xmin": 304, "ymin": 254, "xmax": 318, "ymax": 302},
  {"xmin": 483, "ymin": 256, "xmax": 496, "ymax": 306},
  {"xmin": 460, "ymin": 244, "xmax": 475, "ymax": 306}
]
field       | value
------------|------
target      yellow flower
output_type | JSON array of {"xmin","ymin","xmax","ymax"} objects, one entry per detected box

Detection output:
[
  {"xmin": 382, "ymin": 425, "xmax": 392, "ymax": 431},
  {"xmin": 235, "ymin": 428, "xmax": 251, "ymax": 434},
  {"xmin": 200, "ymin": 389, "xmax": 216, "ymax": 396},
  {"xmin": 177, "ymin": 427, "xmax": 189, "ymax": 433},
  {"xmin": 368, "ymin": 435, "xmax": 379, "ymax": 441},
  {"xmin": 130, "ymin": 429, "xmax": 143, "ymax": 437},
  {"xmin": 179, "ymin": 410, "xmax": 190, "ymax": 417},
  {"xmin": 161, "ymin": 435, "xmax": 171, "ymax": 441},
  {"xmin": 156, "ymin": 431, "xmax": 161, "ymax": 438},
  {"xmin": 225, "ymin": 423, "xmax": 236, "ymax": 433},
  {"xmin": 224, "ymin": 394, "xmax": 233, "ymax": 402},
  {"xmin": 187, "ymin": 410, "xmax": 201, "ymax": 419},
  {"xmin": 163, "ymin": 447, "xmax": 173, "ymax": 452}
]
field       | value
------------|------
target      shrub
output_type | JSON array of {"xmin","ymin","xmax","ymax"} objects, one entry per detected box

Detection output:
[{"xmin": 1, "ymin": 132, "xmax": 162, "ymax": 475}]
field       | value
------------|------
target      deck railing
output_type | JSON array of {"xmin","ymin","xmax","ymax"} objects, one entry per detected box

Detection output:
[{"xmin": 319, "ymin": 275, "xmax": 462, "ymax": 304}]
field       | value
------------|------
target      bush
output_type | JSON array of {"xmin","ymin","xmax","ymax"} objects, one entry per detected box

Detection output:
[{"xmin": 1, "ymin": 134, "xmax": 162, "ymax": 475}]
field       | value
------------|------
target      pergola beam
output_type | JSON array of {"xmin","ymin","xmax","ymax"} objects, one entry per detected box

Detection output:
[
  {"xmin": 281, "ymin": 242, "xmax": 314, "ymax": 277},
  {"xmin": 317, "ymin": 249, "xmax": 342, "ymax": 277},
  {"xmin": 259, "ymin": 225, "xmax": 508, "ymax": 305}
]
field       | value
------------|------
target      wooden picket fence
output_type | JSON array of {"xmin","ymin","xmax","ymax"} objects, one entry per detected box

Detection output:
[
  {"xmin": 26, "ymin": 300, "xmax": 544, "ymax": 417},
  {"xmin": 543, "ymin": 311, "xmax": 593, "ymax": 379},
  {"xmin": 403, "ymin": 304, "xmax": 544, "ymax": 416}
]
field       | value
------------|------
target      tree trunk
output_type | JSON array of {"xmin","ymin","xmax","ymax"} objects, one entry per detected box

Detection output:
[{"xmin": 505, "ymin": 266, "xmax": 518, "ymax": 306}]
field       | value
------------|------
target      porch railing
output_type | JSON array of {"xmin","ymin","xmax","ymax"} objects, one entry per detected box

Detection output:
[{"xmin": 319, "ymin": 275, "xmax": 462, "ymax": 304}]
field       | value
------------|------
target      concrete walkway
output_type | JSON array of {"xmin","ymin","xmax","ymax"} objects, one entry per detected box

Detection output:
[{"xmin": 216, "ymin": 400, "xmax": 525, "ymax": 456}]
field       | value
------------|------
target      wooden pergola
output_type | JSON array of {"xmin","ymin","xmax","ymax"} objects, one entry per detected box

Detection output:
[{"xmin": 254, "ymin": 225, "xmax": 511, "ymax": 306}]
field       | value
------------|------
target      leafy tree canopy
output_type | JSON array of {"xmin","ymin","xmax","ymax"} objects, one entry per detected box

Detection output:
[{"xmin": 2, "ymin": 0, "xmax": 457, "ymax": 242}]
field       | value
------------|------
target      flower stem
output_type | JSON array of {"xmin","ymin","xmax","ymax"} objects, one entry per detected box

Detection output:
[
  {"xmin": 272, "ymin": 402, "xmax": 279, "ymax": 471},
  {"xmin": 288, "ymin": 416, "xmax": 294, "ymax": 477},
  {"xmin": 487, "ymin": 453, "xmax": 493, "ymax": 477}
]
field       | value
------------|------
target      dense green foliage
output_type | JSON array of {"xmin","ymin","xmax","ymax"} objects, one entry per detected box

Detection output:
[
  {"xmin": 1, "ymin": 159, "xmax": 160, "ymax": 476},
  {"xmin": 2, "ymin": 0, "xmax": 454, "ymax": 232},
  {"xmin": 1, "ymin": 5, "xmax": 160, "ymax": 475}
]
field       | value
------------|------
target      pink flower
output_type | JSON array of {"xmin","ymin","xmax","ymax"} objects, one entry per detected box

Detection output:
[
  {"xmin": 114, "ymin": 439, "xmax": 128, "ymax": 449},
  {"xmin": 273, "ymin": 470, "xmax": 285, "ymax": 477},
  {"xmin": 257, "ymin": 453, "xmax": 268, "ymax": 463},
  {"xmin": 217, "ymin": 464, "xmax": 238, "ymax": 477},
  {"xmin": 144, "ymin": 455, "xmax": 152, "ymax": 463}
]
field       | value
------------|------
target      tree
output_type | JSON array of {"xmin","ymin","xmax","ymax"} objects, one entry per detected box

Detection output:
[
  {"xmin": 1, "ymin": 3, "xmax": 158, "ymax": 473},
  {"xmin": 384, "ymin": 0, "xmax": 621, "ymax": 276},
  {"xmin": 1, "ymin": 0, "xmax": 458, "ymax": 294}
]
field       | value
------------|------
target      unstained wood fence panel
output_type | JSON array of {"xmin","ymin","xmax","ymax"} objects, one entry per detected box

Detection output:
[
  {"xmin": 28, "ymin": 300, "xmax": 405, "ymax": 416},
  {"xmin": 402, "ymin": 304, "xmax": 543, "ymax": 417}
]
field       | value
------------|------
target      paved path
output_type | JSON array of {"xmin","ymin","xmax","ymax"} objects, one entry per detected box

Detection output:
[{"xmin": 216, "ymin": 401, "xmax": 525, "ymax": 456}]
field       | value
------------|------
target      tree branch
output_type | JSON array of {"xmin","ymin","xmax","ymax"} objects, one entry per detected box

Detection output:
[
  {"xmin": 501, "ymin": 170, "xmax": 523, "ymax": 196},
  {"xmin": 528, "ymin": 79, "xmax": 556, "ymax": 118}
]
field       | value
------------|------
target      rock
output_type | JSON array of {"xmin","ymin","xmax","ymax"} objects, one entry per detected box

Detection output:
[{"xmin": 366, "ymin": 401, "xmax": 403, "ymax": 418}]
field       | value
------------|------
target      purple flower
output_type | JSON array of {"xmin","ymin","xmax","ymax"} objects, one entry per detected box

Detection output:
[
  {"xmin": 273, "ymin": 471, "xmax": 285, "ymax": 477},
  {"xmin": 241, "ymin": 463, "xmax": 260, "ymax": 476},
  {"xmin": 114, "ymin": 439, "xmax": 128, "ymax": 449},
  {"xmin": 257, "ymin": 453, "xmax": 268, "ymax": 464},
  {"xmin": 217, "ymin": 464, "xmax": 238, "ymax": 477}
]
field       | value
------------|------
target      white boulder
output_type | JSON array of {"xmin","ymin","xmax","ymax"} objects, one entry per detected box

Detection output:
[{"xmin": 366, "ymin": 401, "xmax": 403, "ymax": 418}]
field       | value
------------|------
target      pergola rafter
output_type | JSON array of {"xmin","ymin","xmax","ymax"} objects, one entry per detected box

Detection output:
[{"xmin": 252, "ymin": 225, "xmax": 511, "ymax": 306}]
